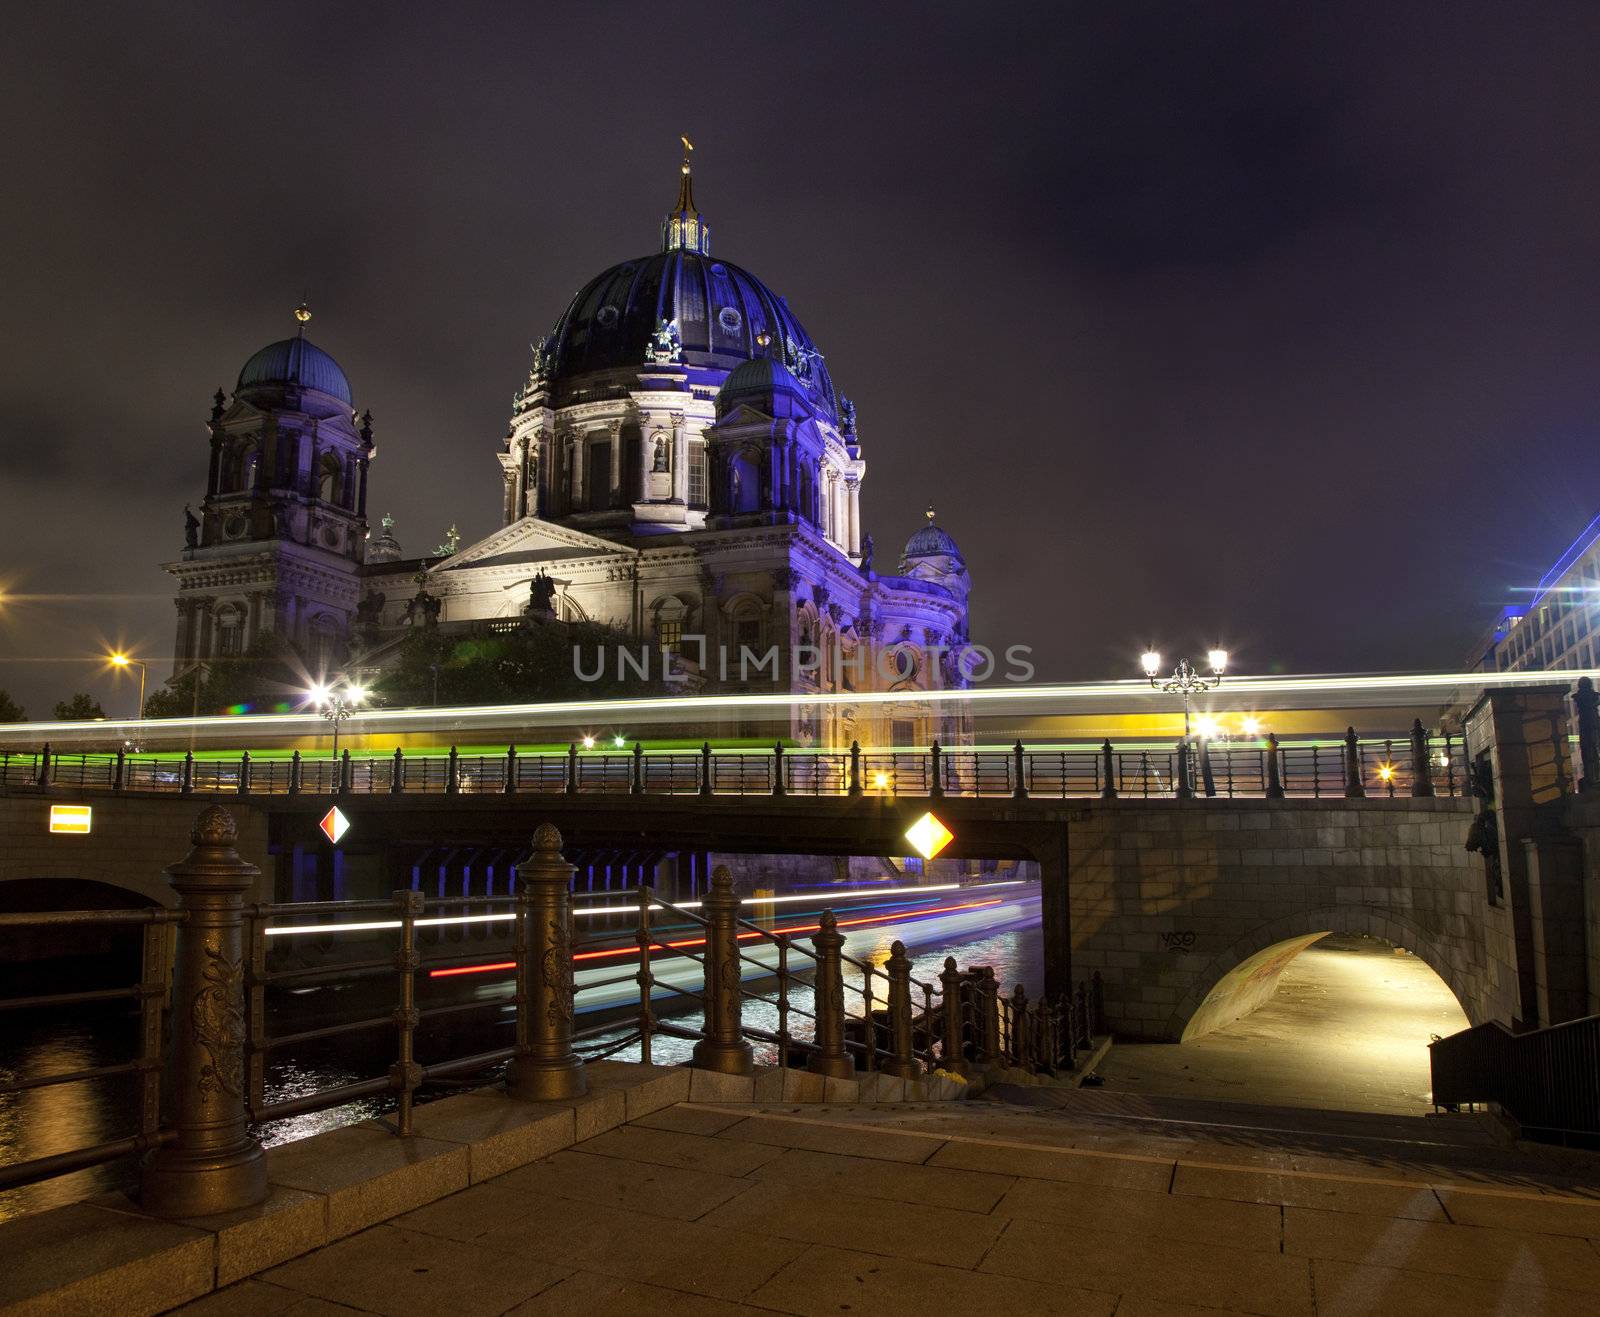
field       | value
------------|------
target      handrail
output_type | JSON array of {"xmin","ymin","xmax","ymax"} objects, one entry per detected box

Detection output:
[
  {"xmin": 1, "ymin": 732, "xmax": 1471, "ymax": 803},
  {"xmin": 2, "ymin": 808, "xmax": 1106, "ymax": 1212},
  {"xmin": 1430, "ymin": 1015, "xmax": 1600, "ymax": 1138}
]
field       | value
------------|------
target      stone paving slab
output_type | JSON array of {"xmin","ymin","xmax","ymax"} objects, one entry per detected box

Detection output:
[
  {"xmin": 1171, "ymin": 1162, "xmax": 1450, "ymax": 1220},
  {"xmin": 259, "ymin": 1223, "xmax": 569, "ymax": 1316},
  {"xmin": 576, "ymin": 1122, "xmax": 788, "ymax": 1177},
  {"xmin": 1308, "ymin": 1257, "xmax": 1593, "ymax": 1317},
  {"xmin": 747, "ymin": 1241, "xmax": 1116, "ymax": 1315},
  {"xmin": 747, "ymin": 1146, "xmax": 1015, "ymax": 1213},
  {"xmin": 503, "ymin": 1269, "xmax": 764, "ymax": 1315},
  {"xmin": 168, "ymin": 1278, "xmax": 365, "ymax": 1315},
  {"xmin": 992, "ymin": 1173, "xmax": 1283, "ymax": 1251}
]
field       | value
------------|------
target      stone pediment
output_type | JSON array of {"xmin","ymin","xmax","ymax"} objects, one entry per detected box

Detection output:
[{"xmin": 437, "ymin": 516, "xmax": 630, "ymax": 572}]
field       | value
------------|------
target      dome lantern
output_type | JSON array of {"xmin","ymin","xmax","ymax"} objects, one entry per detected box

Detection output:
[{"xmin": 661, "ymin": 135, "xmax": 710, "ymax": 256}]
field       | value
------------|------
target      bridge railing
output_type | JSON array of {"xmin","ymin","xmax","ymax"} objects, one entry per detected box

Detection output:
[
  {"xmin": 0, "ymin": 806, "xmax": 1102, "ymax": 1216},
  {"xmin": 1430, "ymin": 1015, "xmax": 1600, "ymax": 1142},
  {"xmin": 0, "ymin": 728, "xmax": 1471, "ymax": 802}
]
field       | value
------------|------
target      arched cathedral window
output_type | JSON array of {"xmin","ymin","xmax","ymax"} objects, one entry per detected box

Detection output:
[
  {"xmin": 215, "ymin": 603, "xmax": 244, "ymax": 657},
  {"xmin": 317, "ymin": 455, "xmax": 342, "ymax": 506}
]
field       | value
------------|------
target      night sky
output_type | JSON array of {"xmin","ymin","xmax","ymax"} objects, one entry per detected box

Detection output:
[{"xmin": 4, "ymin": 1, "xmax": 1599, "ymax": 717}]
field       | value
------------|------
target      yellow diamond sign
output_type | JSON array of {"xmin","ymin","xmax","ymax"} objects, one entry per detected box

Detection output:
[{"xmin": 905, "ymin": 811, "xmax": 954, "ymax": 860}]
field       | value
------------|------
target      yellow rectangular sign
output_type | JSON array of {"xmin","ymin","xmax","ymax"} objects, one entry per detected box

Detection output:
[{"xmin": 48, "ymin": 804, "xmax": 93, "ymax": 835}]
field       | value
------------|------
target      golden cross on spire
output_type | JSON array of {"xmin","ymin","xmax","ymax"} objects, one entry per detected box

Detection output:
[
  {"xmin": 294, "ymin": 301, "xmax": 311, "ymax": 325},
  {"xmin": 926, "ymin": 503, "xmax": 937, "ymax": 523}
]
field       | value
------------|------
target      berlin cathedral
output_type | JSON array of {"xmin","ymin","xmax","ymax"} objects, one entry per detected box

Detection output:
[{"xmin": 165, "ymin": 151, "xmax": 973, "ymax": 746}]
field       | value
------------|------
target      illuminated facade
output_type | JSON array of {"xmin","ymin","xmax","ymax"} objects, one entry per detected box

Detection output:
[
  {"xmin": 167, "ymin": 159, "xmax": 973, "ymax": 743},
  {"xmin": 1472, "ymin": 510, "xmax": 1600, "ymax": 673}
]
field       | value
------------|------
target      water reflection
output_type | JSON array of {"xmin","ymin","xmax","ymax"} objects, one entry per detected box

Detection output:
[{"xmin": 0, "ymin": 921, "xmax": 1039, "ymax": 1220}]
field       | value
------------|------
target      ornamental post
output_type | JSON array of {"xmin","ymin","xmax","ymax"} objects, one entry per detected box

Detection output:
[
  {"xmin": 288, "ymin": 749, "xmax": 302, "ymax": 795},
  {"xmin": 848, "ymin": 740, "xmax": 863, "ymax": 797},
  {"xmin": 939, "ymin": 956, "xmax": 965, "ymax": 1072},
  {"xmin": 699, "ymin": 740, "xmax": 713, "ymax": 796},
  {"xmin": 808, "ymin": 909, "xmax": 854, "ymax": 1080},
  {"xmin": 566, "ymin": 741, "xmax": 579, "ymax": 794},
  {"xmin": 237, "ymin": 750, "xmax": 251, "ymax": 795},
  {"xmin": 1012, "ymin": 740, "xmax": 1028, "ymax": 799},
  {"xmin": 1100, "ymin": 739, "xmax": 1117, "ymax": 799},
  {"xmin": 978, "ymin": 965, "xmax": 1000, "ymax": 1065},
  {"xmin": 929, "ymin": 740, "xmax": 944, "ymax": 798},
  {"xmin": 883, "ymin": 941, "xmax": 922, "ymax": 1078},
  {"xmin": 693, "ymin": 866, "xmax": 753, "ymax": 1074},
  {"xmin": 181, "ymin": 750, "xmax": 195, "ymax": 796},
  {"xmin": 1409, "ymin": 719, "xmax": 1435, "ymax": 797},
  {"xmin": 390, "ymin": 747, "xmax": 404, "ymax": 794},
  {"xmin": 1199, "ymin": 737, "xmax": 1217, "ymax": 797},
  {"xmin": 37, "ymin": 742, "xmax": 52, "ymax": 787},
  {"xmin": 140, "ymin": 805, "xmax": 267, "ymax": 1217},
  {"xmin": 446, "ymin": 745, "xmax": 460, "ymax": 794},
  {"xmin": 113, "ymin": 746, "xmax": 127, "ymax": 792},
  {"xmin": 1576, "ymin": 677, "xmax": 1600, "ymax": 792},
  {"xmin": 772, "ymin": 741, "xmax": 786, "ymax": 796},
  {"xmin": 1264, "ymin": 734, "xmax": 1284, "ymax": 799},
  {"xmin": 339, "ymin": 748, "xmax": 351, "ymax": 795},
  {"xmin": 1173, "ymin": 740, "xmax": 1193, "ymax": 800},
  {"xmin": 631, "ymin": 741, "xmax": 644, "ymax": 795},
  {"xmin": 504, "ymin": 745, "xmax": 518, "ymax": 794},
  {"xmin": 505, "ymin": 823, "xmax": 586, "ymax": 1101},
  {"xmin": 1343, "ymin": 727, "xmax": 1365, "ymax": 798}
]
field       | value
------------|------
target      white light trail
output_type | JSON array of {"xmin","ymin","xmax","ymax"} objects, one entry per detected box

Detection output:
[
  {"xmin": 9, "ymin": 668, "xmax": 1595, "ymax": 735},
  {"xmin": 260, "ymin": 880, "xmax": 1019, "ymax": 937}
]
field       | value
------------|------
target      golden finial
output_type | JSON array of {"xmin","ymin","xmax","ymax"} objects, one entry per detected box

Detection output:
[
  {"xmin": 926, "ymin": 503, "xmax": 936, "ymax": 523},
  {"xmin": 294, "ymin": 302, "xmax": 311, "ymax": 325},
  {"xmin": 681, "ymin": 134, "xmax": 694, "ymax": 173}
]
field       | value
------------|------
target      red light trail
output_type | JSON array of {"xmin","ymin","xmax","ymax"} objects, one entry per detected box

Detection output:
[{"xmin": 427, "ymin": 898, "xmax": 1005, "ymax": 979}]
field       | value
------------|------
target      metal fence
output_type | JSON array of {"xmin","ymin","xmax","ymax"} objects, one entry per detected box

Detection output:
[
  {"xmin": 1430, "ymin": 1016, "xmax": 1600, "ymax": 1141},
  {"xmin": 4, "ymin": 727, "xmax": 1467, "ymax": 802},
  {"xmin": 0, "ymin": 806, "xmax": 1098, "ymax": 1216}
]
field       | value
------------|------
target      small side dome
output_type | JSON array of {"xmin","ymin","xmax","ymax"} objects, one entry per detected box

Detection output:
[
  {"xmin": 238, "ymin": 337, "xmax": 353, "ymax": 405},
  {"xmin": 904, "ymin": 505, "xmax": 963, "ymax": 563},
  {"xmin": 367, "ymin": 513, "xmax": 403, "ymax": 564},
  {"xmin": 715, "ymin": 354, "xmax": 806, "ymax": 417}
]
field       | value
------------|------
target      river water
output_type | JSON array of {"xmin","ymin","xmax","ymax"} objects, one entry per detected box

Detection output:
[{"xmin": 0, "ymin": 900, "xmax": 1041, "ymax": 1222}]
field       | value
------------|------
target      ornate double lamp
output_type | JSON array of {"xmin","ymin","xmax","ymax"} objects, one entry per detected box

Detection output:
[{"xmin": 1140, "ymin": 648, "xmax": 1228, "ymax": 738}]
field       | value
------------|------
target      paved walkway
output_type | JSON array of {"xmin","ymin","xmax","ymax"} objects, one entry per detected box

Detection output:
[
  {"xmin": 166, "ymin": 1091, "xmax": 1600, "ymax": 1316},
  {"xmin": 1098, "ymin": 938, "xmax": 1471, "ymax": 1115}
]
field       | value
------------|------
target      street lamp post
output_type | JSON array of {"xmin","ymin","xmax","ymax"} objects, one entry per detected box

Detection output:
[
  {"xmin": 109, "ymin": 653, "xmax": 147, "ymax": 721},
  {"xmin": 308, "ymin": 679, "xmax": 367, "ymax": 764},
  {"xmin": 1140, "ymin": 648, "xmax": 1228, "ymax": 738}
]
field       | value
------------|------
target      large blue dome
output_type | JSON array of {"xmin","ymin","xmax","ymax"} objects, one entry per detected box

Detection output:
[
  {"xmin": 544, "ymin": 248, "xmax": 838, "ymax": 422},
  {"xmin": 237, "ymin": 336, "xmax": 353, "ymax": 406},
  {"xmin": 905, "ymin": 519, "xmax": 963, "ymax": 562}
]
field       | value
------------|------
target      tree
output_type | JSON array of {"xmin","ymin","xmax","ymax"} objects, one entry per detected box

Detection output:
[
  {"xmin": 144, "ymin": 632, "xmax": 318, "ymax": 719},
  {"xmin": 0, "ymin": 689, "xmax": 25, "ymax": 722},
  {"xmin": 53, "ymin": 693, "xmax": 105, "ymax": 720},
  {"xmin": 382, "ymin": 618, "xmax": 669, "ymax": 707}
]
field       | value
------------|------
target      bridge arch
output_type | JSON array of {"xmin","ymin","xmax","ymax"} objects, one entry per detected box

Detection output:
[{"xmin": 1169, "ymin": 905, "xmax": 1478, "ymax": 1042}]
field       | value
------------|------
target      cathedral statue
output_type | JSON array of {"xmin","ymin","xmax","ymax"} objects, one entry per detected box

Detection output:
[
  {"xmin": 860, "ymin": 533, "xmax": 874, "ymax": 575},
  {"xmin": 527, "ymin": 569, "xmax": 557, "ymax": 618},
  {"xmin": 183, "ymin": 504, "xmax": 200, "ymax": 549}
]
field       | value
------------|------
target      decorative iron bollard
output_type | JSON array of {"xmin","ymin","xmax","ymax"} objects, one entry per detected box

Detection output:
[
  {"xmin": 693, "ymin": 865, "xmax": 753, "ymax": 1074},
  {"xmin": 1577, "ymin": 676, "xmax": 1600, "ymax": 793},
  {"xmin": 978, "ymin": 966, "xmax": 1000, "ymax": 1064},
  {"xmin": 1100, "ymin": 739, "xmax": 1117, "ymax": 799},
  {"xmin": 939, "ymin": 956, "xmax": 965, "ymax": 1072},
  {"xmin": 773, "ymin": 741, "xmax": 786, "ymax": 796},
  {"xmin": 237, "ymin": 750, "xmax": 251, "ymax": 795},
  {"xmin": 391, "ymin": 747, "xmax": 405, "ymax": 793},
  {"xmin": 1174, "ymin": 739, "xmax": 1193, "ymax": 800},
  {"xmin": 1409, "ymin": 719, "xmax": 1434, "ymax": 797},
  {"xmin": 808, "ymin": 909, "xmax": 854, "ymax": 1079},
  {"xmin": 141, "ymin": 805, "xmax": 267, "ymax": 1217},
  {"xmin": 1199, "ymin": 737, "xmax": 1217, "ymax": 797},
  {"xmin": 339, "ymin": 748, "xmax": 351, "ymax": 795},
  {"xmin": 505, "ymin": 823, "xmax": 586, "ymax": 1101},
  {"xmin": 1264, "ymin": 733, "xmax": 1284, "ymax": 799},
  {"xmin": 1343, "ymin": 727, "xmax": 1365, "ymax": 798},
  {"xmin": 848, "ymin": 740, "xmax": 863, "ymax": 797},
  {"xmin": 930, "ymin": 740, "xmax": 944, "ymax": 797},
  {"xmin": 504, "ymin": 745, "xmax": 518, "ymax": 793},
  {"xmin": 631, "ymin": 742, "xmax": 645, "ymax": 795},
  {"xmin": 180, "ymin": 750, "xmax": 195, "ymax": 795},
  {"xmin": 36, "ymin": 742, "xmax": 51, "ymax": 787},
  {"xmin": 700, "ymin": 740, "xmax": 713, "ymax": 796},
  {"xmin": 446, "ymin": 745, "xmax": 460, "ymax": 794},
  {"xmin": 566, "ymin": 742, "xmax": 580, "ymax": 794},
  {"xmin": 883, "ymin": 941, "xmax": 922, "ymax": 1078},
  {"xmin": 289, "ymin": 749, "xmax": 302, "ymax": 795},
  {"xmin": 1012, "ymin": 739, "xmax": 1028, "ymax": 799},
  {"xmin": 113, "ymin": 746, "xmax": 127, "ymax": 791}
]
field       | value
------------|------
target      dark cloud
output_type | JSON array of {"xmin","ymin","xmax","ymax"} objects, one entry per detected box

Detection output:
[{"xmin": 3, "ymin": 0, "xmax": 1599, "ymax": 713}]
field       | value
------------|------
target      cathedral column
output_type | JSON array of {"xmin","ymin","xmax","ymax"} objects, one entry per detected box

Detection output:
[
  {"xmin": 502, "ymin": 468, "xmax": 517, "ymax": 524},
  {"xmin": 609, "ymin": 421, "xmax": 623, "ymax": 506},
  {"xmin": 635, "ymin": 419, "xmax": 652, "ymax": 502},
  {"xmin": 569, "ymin": 435, "xmax": 583, "ymax": 509},
  {"xmin": 357, "ymin": 454, "xmax": 370, "ymax": 518},
  {"xmin": 846, "ymin": 479, "xmax": 861, "ymax": 555},
  {"xmin": 672, "ymin": 417, "xmax": 688, "ymax": 503}
]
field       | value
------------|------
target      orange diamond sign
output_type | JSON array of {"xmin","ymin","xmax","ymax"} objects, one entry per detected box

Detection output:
[
  {"xmin": 318, "ymin": 806, "xmax": 350, "ymax": 845},
  {"xmin": 905, "ymin": 811, "xmax": 953, "ymax": 861}
]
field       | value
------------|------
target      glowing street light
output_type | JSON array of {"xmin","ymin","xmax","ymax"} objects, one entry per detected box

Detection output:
[
  {"xmin": 581, "ymin": 735, "xmax": 596, "ymax": 749},
  {"xmin": 108, "ymin": 652, "xmax": 147, "ymax": 720},
  {"xmin": 612, "ymin": 734, "xmax": 626, "ymax": 748},
  {"xmin": 1141, "ymin": 647, "xmax": 1228, "ymax": 738},
  {"xmin": 307, "ymin": 678, "xmax": 366, "ymax": 762}
]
